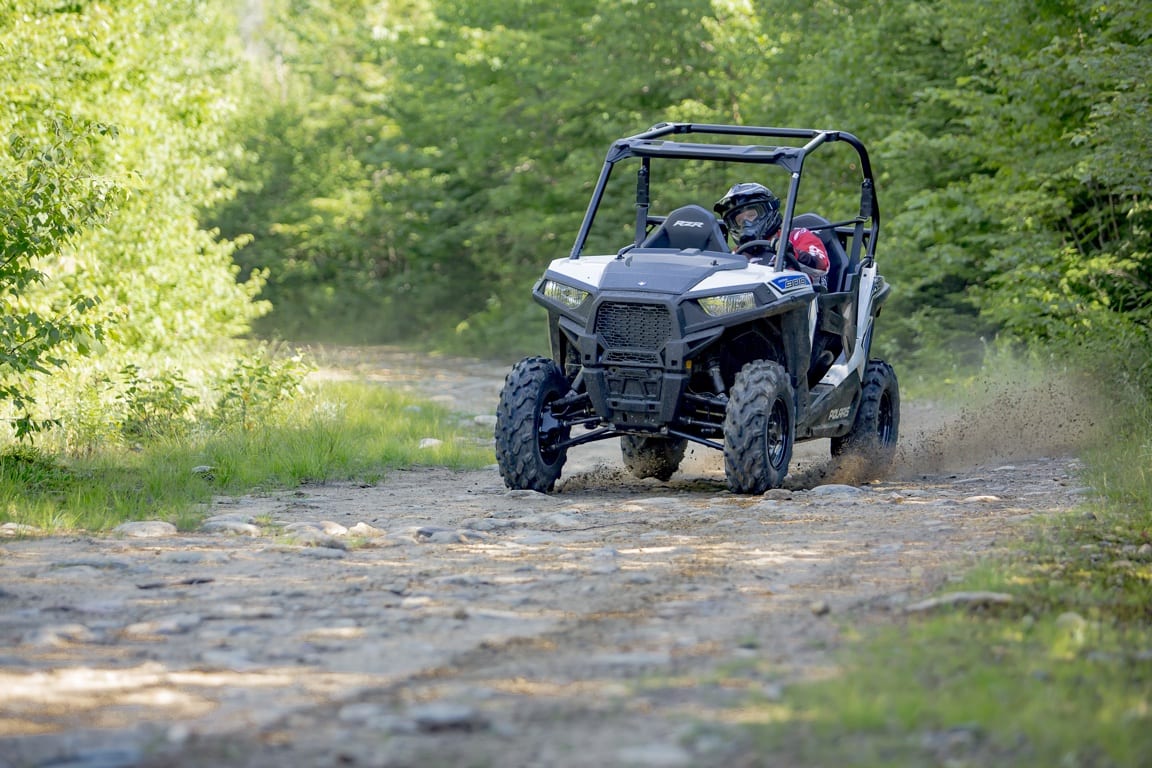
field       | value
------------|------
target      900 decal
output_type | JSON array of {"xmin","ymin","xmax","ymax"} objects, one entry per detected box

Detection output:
[{"xmin": 770, "ymin": 274, "xmax": 810, "ymax": 292}]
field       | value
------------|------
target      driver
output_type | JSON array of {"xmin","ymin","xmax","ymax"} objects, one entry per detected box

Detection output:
[{"xmin": 714, "ymin": 182, "xmax": 830, "ymax": 288}]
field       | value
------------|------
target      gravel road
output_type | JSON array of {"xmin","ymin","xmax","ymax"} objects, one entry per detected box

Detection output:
[{"xmin": 0, "ymin": 348, "xmax": 1089, "ymax": 768}]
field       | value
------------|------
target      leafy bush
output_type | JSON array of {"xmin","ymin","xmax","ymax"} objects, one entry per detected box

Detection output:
[
  {"xmin": 0, "ymin": 117, "xmax": 118, "ymax": 437},
  {"xmin": 115, "ymin": 365, "xmax": 199, "ymax": 440},
  {"xmin": 1, "ymin": 0, "xmax": 270, "ymax": 445},
  {"xmin": 212, "ymin": 345, "xmax": 312, "ymax": 432}
]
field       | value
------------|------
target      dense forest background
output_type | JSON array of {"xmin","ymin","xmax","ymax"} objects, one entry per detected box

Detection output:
[
  {"xmin": 2, "ymin": 0, "xmax": 1150, "ymax": 442},
  {"xmin": 211, "ymin": 0, "xmax": 1151, "ymax": 376}
]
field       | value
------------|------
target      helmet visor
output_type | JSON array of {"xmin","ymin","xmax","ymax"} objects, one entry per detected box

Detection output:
[
  {"xmin": 725, "ymin": 202, "xmax": 774, "ymax": 233},
  {"xmin": 733, "ymin": 205, "xmax": 764, "ymax": 227}
]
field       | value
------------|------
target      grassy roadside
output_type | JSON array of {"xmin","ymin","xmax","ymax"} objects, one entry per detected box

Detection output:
[
  {"xmin": 743, "ymin": 412, "xmax": 1152, "ymax": 766},
  {"xmin": 0, "ymin": 380, "xmax": 494, "ymax": 532}
]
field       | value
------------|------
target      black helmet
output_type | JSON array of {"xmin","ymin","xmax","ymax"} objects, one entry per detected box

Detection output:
[{"xmin": 713, "ymin": 182, "xmax": 782, "ymax": 245}]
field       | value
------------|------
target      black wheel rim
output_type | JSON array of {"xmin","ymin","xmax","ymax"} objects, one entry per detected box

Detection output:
[
  {"xmin": 537, "ymin": 392, "xmax": 566, "ymax": 464},
  {"xmin": 876, "ymin": 390, "xmax": 894, "ymax": 445},
  {"xmin": 766, "ymin": 397, "xmax": 790, "ymax": 469}
]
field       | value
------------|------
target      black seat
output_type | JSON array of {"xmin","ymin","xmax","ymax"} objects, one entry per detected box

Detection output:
[
  {"xmin": 640, "ymin": 205, "xmax": 730, "ymax": 253},
  {"xmin": 793, "ymin": 213, "xmax": 851, "ymax": 292}
]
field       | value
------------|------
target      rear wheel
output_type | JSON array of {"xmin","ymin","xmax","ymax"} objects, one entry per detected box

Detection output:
[
  {"xmin": 494, "ymin": 357, "xmax": 571, "ymax": 492},
  {"xmin": 724, "ymin": 360, "xmax": 794, "ymax": 494},
  {"xmin": 621, "ymin": 435, "xmax": 688, "ymax": 481},
  {"xmin": 832, "ymin": 359, "xmax": 900, "ymax": 478}
]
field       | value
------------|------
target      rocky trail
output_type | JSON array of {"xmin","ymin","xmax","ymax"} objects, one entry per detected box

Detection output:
[{"xmin": 0, "ymin": 349, "xmax": 1089, "ymax": 768}]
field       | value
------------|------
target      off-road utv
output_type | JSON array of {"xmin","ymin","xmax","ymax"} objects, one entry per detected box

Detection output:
[{"xmin": 495, "ymin": 123, "xmax": 899, "ymax": 494}]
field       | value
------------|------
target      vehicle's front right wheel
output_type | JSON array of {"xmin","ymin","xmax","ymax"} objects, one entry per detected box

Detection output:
[
  {"xmin": 724, "ymin": 360, "xmax": 795, "ymax": 494},
  {"xmin": 494, "ymin": 356, "xmax": 571, "ymax": 493}
]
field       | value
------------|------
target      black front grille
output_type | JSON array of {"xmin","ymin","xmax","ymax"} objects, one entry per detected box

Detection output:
[
  {"xmin": 595, "ymin": 303, "xmax": 671, "ymax": 350},
  {"xmin": 603, "ymin": 350, "xmax": 662, "ymax": 365}
]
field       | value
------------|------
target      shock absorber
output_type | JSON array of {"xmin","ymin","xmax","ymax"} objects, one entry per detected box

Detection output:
[{"xmin": 707, "ymin": 358, "xmax": 726, "ymax": 396}]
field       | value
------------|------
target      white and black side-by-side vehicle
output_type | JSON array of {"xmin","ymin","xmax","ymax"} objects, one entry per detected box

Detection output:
[{"xmin": 495, "ymin": 123, "xmax": 899, "ymax": 494}]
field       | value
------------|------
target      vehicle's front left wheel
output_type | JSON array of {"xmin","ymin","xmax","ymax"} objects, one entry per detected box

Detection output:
[
  {"xmin": 724, "ymin": 360, "xmax": 795, "ymax": 494},
  {"xmin": 494, "ymin": 356, "xmax": 571, "ymax": 493},
  {"xmin": 831, "ymin": 359, "xmax": 900, "ymax": 478}
]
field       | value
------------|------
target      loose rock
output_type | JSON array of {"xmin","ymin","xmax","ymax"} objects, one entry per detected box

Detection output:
[
  {"xmin": 348, "ymin": 522, "xmax": 387, "ymax": 538},
  {"xmin": 904, "ymin": 591, "xmax": 1015, "ymax": 613},
  {"xmin": 25, "ymin": 623, "xmax": 98, "ymax": 646},
  {"xmin": 1, "ymin": 523, "xmax": 41, "ymax": 536},
  {"xmin": 123, "ymin": 613, "xmax": 203, "ymax": 637},
  {"xmin": 114, "ymin": 521, "xmax": 177, "ymax": 538},
  {"xmin": 808, "ymin": 484, "xmax": 864, "ymax": 497},
  {"xmin": 200, "ymin": 520, "xmax": 261, "ymax": 536}
]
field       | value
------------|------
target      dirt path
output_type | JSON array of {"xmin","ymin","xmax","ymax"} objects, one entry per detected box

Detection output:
[{"xmin": 0, "ymin": 349, "xmax": 1088, "ymax": 768}]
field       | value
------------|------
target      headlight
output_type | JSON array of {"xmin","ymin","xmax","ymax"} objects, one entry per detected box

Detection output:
[
  {"xmin": 542, "ymin": 280, "xmax": 590, "ymax": 309},
  {"xmin": 698, "ymin": 292, "xmax": 757, "ymax": 316}
]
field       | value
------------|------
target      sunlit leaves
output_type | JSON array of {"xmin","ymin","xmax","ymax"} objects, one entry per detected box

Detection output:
[
  {"xmin": 0, "ymin": 114, "xmax": 117, "ymax": 437},
  {"xmin": 0, "ymin": 0, "xmax": 271, "ymax": 440}
]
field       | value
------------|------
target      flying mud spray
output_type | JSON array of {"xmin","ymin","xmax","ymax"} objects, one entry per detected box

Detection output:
[{"xmin": 557, "ymin": 365, "xmax": 1102, "ymax": 492}]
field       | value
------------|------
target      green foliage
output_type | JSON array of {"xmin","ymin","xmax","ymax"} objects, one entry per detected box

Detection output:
[
  {"xmin": 209, "ymin": 0, "xmax": 396, "ymax": 342},
  {"xmin": 0, "ymin": 116, "xmax": 117, "ymax": 437},
  {"xmin": 1, "ymin": 0, "xmax": 271, "ymax": 445},
  {"xmin": 210, "ymin": 0, "xmax": 730, "ymax": 350},
  {"xmin": 880, "ymin": 0, "xmax": 1152, "ymax": 382},
  {"xmin": 199, "ymin": 380, "xmax": 492, "ymax": 490},
  {"xmin": 212, "ymin": 345, "xmax": 312, "ymax": 432},
  {"xmin": 13, "ymin": 0, "xmax": 1147, "ymax": 400},
  {"xmin": 115, "ymin": 365, "xmax": 198, "ymax": 440},
  {"xmin": 35, "ymin": 344, "xmax": 313, "ymax": 453},
  {"xmin": 0, "ymin": 445, "xmax": 73, "ymax": 496},
  {"xmin": 0, "ymin": 381, "xmax": 493, "ymax": 532},
  {"xmin": 205, "ymin": 0, "xmax": 1149, "ymax": 386}
]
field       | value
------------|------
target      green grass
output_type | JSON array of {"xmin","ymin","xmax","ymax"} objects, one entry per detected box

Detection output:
[
  {"xmin": 0, "ymin": 381, "xmax": 493, "ymax": 532},
  {"xmin": 740, "ymin": 407, "xmax": 1152, "ymax": 767}
]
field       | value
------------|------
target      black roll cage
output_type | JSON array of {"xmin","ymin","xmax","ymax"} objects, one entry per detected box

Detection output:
[{"xmin": 569, "ymin": 122, "xmax": 879, "ymax": 273}]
